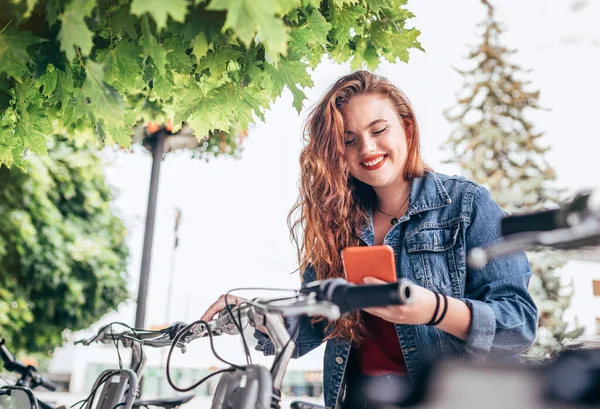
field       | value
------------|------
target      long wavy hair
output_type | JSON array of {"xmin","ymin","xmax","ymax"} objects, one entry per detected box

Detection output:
[{"xmin": 288, "ymin": 70, "xmax": 431, "ymax": 345}]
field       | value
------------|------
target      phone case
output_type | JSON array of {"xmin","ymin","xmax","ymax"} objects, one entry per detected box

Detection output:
[{"xmin": 341, "ymin": 245, "xmax": 397, "ymax": 284}]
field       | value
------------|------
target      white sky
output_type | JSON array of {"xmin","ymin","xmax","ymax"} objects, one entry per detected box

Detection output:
[{"xmin": 78, "ymin": 0, "xmax": 600, "ymax": 371}]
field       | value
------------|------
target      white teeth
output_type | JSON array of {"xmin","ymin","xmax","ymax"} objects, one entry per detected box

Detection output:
[{"xmin": 362, "ymin": 156, "xmax": 385, "ymax": 167}]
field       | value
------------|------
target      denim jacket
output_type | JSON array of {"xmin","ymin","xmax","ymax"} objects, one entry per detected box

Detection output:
[{"xmin": 254, "ymin": 172, "xmax": 538, "ymax": 409}]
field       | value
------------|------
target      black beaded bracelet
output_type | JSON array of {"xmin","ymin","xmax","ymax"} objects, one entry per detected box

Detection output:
[
  {"xmin": 426, "ymin": 292, "xmax": 441, "ymax": 326},
  {"xmin": 432, "ymin": 293, "xmax": 449, "ymax": 326}
]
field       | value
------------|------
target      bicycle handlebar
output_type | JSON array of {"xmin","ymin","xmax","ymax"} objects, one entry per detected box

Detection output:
[
  {"xmin": 468, "ymin": 190, "xmax": 600, "ymax": 268},
  {"xmin": 75, "ymin": 322, "xmax": 187, "ymax": 349},
  {"xmin": 0, "ymin": 338, "xmax": 57, "ymax": 392}
]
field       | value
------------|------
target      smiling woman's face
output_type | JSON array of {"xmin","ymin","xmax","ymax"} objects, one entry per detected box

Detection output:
[{"xmin": 342, "ymin": 93, "xmax": 409, "ymax": 189}]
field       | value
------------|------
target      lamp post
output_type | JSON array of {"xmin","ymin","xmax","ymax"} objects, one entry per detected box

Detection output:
[{"xmin": 134, "ymin": 124, "xmax": 198, "ymax": 330}]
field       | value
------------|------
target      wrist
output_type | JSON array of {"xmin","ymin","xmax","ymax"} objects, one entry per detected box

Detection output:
[
  {"xmin": 424, "ymin": 290, "xmax": 439, "ymax": 325},
  {"xmin": 425, "ymin": 291, "xmax": 448, "ymax": 326}
]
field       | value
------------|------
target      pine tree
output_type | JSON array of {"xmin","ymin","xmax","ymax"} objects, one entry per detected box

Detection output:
[{"xmin": 442, "ymin": 0, "xmax": 584, "ymax": 359}]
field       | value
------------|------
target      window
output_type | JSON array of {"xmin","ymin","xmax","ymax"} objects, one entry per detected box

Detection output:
[{"xmin": 593, "ymin": 280, "xmax": 600, "ymax": 296}]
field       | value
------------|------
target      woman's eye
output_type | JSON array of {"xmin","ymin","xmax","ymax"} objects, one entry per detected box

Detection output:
[
  {"xmin": 373, "ymin": 127, "xmax": 387, "ymax": 135},
  {"xmin": 344, "ymin": 138, "xmax": 356, "ymax": 145}
]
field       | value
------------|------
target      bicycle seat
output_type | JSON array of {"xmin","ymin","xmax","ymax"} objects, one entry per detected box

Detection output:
[
  {"xmin": 290, "ymin": 401, "xmax": 325, "ymax": 409},
  {"xmin": 132, "ymin": 394, "xmax": 195, "ymax": 409}
]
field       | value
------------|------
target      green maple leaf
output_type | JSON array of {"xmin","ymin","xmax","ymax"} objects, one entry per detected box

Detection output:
[
  {"xmin": 55, "ymin": 69, "xmax": 73, "ymax": 109},
  {"xmin": 264, "ymin": 58, "xmax": 313, "ymax": 112},
  {"xmin": 301, "ymin": 0, "xmax": 322, "ymax": 8},
  {"xmin": 62, "ymin": 88, "xmax": 91, "ymax": 126},
  {"xmin": 171, "ymin": 81, "xmax": 211, "ymax": 123},
  {"xmin": 289, "ymin": 9, "xmax": 331, "ymax": 50},
  {"xmin": 330, "ymin": 43, "xmax": 353, "ymax": 64},
  {"xmin": 174, "ymin": 87, "xmax": 230, "ymax": 139},
  {"xmin": 141, "ymin": 16, "xmax": 168, "ymax": 75},
  {"xmin": 207, "ymin": 0, "xmax": 290, "ymax": 57},
  {"xmin": 0, "ymin": 125, "xmax": 17, "ymax": 167},
  {"xmin": 330, "ymin": 4, "xmax": 366, "ymax": 47},
  {"xmin": 58, "ymin": 0, "xmax": 96, "ymax": 61},
  {"xmin": 12, "ymin": 85, "xmax": 52, "ymax": 157},
  {"xmin": 380, "ymin": 0, "xmax": 414, "ymax": 21},
  {"xmin": 198, "ymin": 46, "xmax": 242, "ymax": 75},
  {"xmin": 333, "ymin": 0, "xmax": 359, "ymax": 8},
  {"xmin": 102, "ymin": 110, "xmax": 137, "ymax": 146},
  {"xmin": 0, "ymin": 28, "xmax": 45, "ymax": 80},
  {"xmin": 274, "ymin": 0, "xmax": 302, "ymax": 15},
  {"xmin": 380, "ymin": 28, "xmax": 422, "ymax": 63},
  {"xmin": 14, "ymin": 120, "xmax": 50, "ymax": 156},
  {"xmin": 81, "ymin": 60, "xmax": 126, "ymax": 129},
  {"xmin": 46, "ymin": 0, "xmax": 62, "ymax": 26},
  {"xmin": 96, "ymin": 41, "xmax": 144, "ymax": 93},
  {"xmin": 130, "ymin": 0, "xmax": 189, "ymax": 31},
  {"xmin": 163, "ymin": 37, "xmax": 193, "ymax": 73},
  {"xmin": 350, "ymin": 37, "xmax": 379, "ymax": 70},
  {"xmin": 111, "ymin": 8, "xmax": 139, "ymax": 41},
  {"xmin": 369, "ymin": 0, "xmax": 409, "ymax": 15},
  {"xmin": 191, "ymin": 32, "xmax": 209, "ymax": 62},
  {"xmin": 39, "ymin": 65, "xmax": 58, "ymax": 96},
  {"xmin": 220, "ymin": 82, "xmax": 269, "ymax": 125}
]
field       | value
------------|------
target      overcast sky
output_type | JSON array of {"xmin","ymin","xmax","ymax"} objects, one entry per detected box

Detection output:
[{"xmin": 86, "ymin": 0, "xmax": 600, "ymax": 370}]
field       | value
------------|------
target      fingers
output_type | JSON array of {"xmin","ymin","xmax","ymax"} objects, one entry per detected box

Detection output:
[
  {"xmin": 200, "ymin": 297, "xmax": 224, "ymax": 322},
  {"xmin": 363, "ymin": 276, "xmax": 386, "ymax": 284},
  {"xmin": 200, "ymin": 295, "xmax": 246, "ymax": 322}
]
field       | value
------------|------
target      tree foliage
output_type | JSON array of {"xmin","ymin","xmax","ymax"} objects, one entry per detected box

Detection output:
[
  {"xmin": 0, "ymin": 0, "xmax": 422, "ymax": 168},
  {"xmin": 0, "ymin": 136, "xmax": 129, "ymax": 353},
  {"xmin": 442, "ymin": 0, "xmax": 584, "ymax": 359}
]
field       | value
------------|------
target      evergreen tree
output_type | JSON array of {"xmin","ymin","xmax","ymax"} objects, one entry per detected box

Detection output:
[{"xmin": 442, "ymin": 0, "xmax": 584, "ymax": 359}]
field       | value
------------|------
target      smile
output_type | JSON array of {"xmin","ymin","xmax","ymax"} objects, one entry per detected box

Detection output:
[{"xmin": 360, "ymin": 154, "xmax": 387, "ymax": 170}]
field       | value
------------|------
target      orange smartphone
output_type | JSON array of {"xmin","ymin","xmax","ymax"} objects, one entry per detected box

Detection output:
[{"xmin": 341, "ymin": 245, "xmax": 397, "ymax": 284}]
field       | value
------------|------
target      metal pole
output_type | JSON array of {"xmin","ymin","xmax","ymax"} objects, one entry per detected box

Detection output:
[
  {"xmin": 134, "ymin": 130, "xmax": 166, "ymax": 329},
  {"xmin": 158, "ymin": 208, "xmax": 181, "ymax": 396}
]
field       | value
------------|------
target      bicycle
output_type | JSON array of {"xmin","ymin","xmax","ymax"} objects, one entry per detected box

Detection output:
[
  {"xmin": 1, "ymin": 337, "xmax": 58, "ymax": 409},
  {"xmin": 0, "ymin": 331, "xmax": 195, "ymax": 409},
  {"xmin": 8, "ymin": 191, "xmax": 600, "ymax": 409},
  {"xmin": 157, "ymin": 190, "xmax": 600, "ymax": 409},
  {"xmin": 1, "ymin": 385, "xmax": 40, "ymax": 409}
]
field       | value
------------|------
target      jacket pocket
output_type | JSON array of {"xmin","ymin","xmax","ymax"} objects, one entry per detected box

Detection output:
[{"xmin": 406, "ymin": 220, "xmax": 461, "ymax": 295}]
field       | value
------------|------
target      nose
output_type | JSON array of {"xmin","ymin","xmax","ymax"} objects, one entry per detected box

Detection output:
[{"xmin": 358, "ymin": 135, "xmax": 376, "ymax": 155}]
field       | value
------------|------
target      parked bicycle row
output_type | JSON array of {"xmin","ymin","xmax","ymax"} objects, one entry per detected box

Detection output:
[{"xmin": 2, "ymin": 191, "xmax": 600, "ymax": 409}]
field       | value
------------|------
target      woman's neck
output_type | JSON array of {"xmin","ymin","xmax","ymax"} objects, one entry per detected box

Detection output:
[{"xmin": 374, "ymin": 179, "xmax": 411, "ymax": 215}]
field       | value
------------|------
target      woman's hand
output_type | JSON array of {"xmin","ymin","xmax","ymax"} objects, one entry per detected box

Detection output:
[
  {"xmin": 200, "ymin": 294, "xmax": 276, "ymax": 334},
  {"xmin": 200, "ymin": 294, "xmax": 249, "ymax": 323},
  {"xmin": 362, "ymin": 276, "xmax": 437, "ymax": 325}
]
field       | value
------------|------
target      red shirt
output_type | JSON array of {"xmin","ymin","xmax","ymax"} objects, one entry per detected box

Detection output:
[{"xmin": 357, "ymin": 313, "xmax": 409, "ymax": 376}]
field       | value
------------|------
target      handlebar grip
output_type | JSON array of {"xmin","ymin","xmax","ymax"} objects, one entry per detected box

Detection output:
[
  {"xmin": 501, "ymin": 191, "xmax": 592, "ymax": 236},
  {"xmin": 501, "ymin": 208, "xmax": 566, "ymax": 236},
  {"xmin": 38, "ymin": 376, "xmax": 57, "ymax": 392},
  {"xmin": 334, "ymin": 280, "xmax": 414, "ymax": 315},
  {"xmin": 303, "ymin": 278, "xmax": 415, "ymax": 315}
]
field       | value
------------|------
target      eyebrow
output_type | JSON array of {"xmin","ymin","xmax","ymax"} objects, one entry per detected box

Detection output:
[{"xmin": 345, "ymin": 119, "xmax": 389, "ymax": 135}]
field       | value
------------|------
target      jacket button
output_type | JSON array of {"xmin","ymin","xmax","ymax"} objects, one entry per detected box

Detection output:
[{"xmin": 335, "ymin": 356, "xmax": 344, "ymax": 364}]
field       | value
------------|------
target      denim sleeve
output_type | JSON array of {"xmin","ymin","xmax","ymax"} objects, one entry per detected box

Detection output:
[
  {"xmin": 254, "ymin": 265, "xmax": 327, "ymax": 358},
  {"xmin": 460, "ymin": 186, "xmax": 538, "ymax": 360}
]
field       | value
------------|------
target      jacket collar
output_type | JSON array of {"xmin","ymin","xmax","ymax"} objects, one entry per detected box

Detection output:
[{"xmin": 358, "ymin": 171, "xmax": 452, "ymax": 244}]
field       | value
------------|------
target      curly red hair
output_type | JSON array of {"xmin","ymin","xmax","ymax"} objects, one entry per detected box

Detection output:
[{"xmin": 288, "ymin": 70, "xmax": 431, "ymax": 344}]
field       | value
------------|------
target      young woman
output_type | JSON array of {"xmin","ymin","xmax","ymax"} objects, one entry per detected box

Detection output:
[{"xmin": 201, "ymin": 71, "xmax": 538, "ymax": 409}]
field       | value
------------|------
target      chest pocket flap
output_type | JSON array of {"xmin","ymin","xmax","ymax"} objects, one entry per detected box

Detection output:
[{"xmin": 406, "ymin": 223, "xmax": 459, "ymax": 253}]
